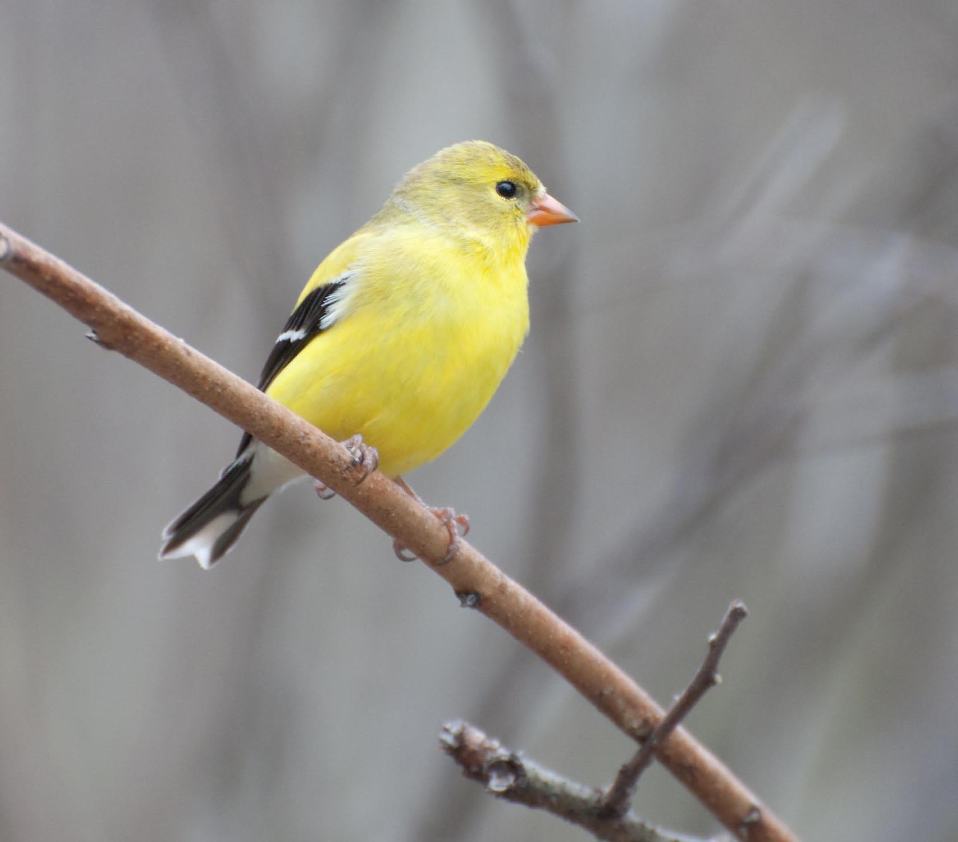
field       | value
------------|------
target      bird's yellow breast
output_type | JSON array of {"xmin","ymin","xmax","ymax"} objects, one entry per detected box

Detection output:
[{"xmin": 265, "ymin": 226, "xmax": 530, "ymax": 477}]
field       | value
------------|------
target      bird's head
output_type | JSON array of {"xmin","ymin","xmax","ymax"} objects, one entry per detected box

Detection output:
[{"xmin": 384, "ymin": 141, "xmax": 577, "ymax": 259}]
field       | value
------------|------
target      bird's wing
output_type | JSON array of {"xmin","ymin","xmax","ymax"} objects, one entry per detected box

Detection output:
[
  {"xmin": 235, "ymin": 267, "xmax": 358, "ymax": 456},
  {"xmin": 255, "ymin": 270, "xmax": 359, "ymax": 392}
]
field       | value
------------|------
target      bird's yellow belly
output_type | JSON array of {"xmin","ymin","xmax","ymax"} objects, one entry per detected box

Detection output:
[{"xmin": 265, "ymin": 300, "xmax": 527, "ymax": 477}]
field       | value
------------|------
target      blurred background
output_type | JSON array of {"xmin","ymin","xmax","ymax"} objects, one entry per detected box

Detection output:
[{"xmin": 2, "ymin": 2, "xmax": 957, "ymax": 840}]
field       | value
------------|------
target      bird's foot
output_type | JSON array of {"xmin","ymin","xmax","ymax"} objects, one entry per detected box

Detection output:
[
  {"xmin": 343, "ymin": 434, "xmax": 379, "ymax": 483},
  {"xmin": 391, "ymin": 509, "xmax": 469, "ymax": 564},
  {"xmin": 430, "ymin": 506, "xmax": 471, "ymax": 565},
  {"xmin": 390, "ymin": 477, "xmax": 470, "ymax": 564},
  {"xmin": 314, "ymin": 435, "xmax": 379, "ymax": 499}
]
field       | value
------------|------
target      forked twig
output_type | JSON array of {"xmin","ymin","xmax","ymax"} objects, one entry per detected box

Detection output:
[
  {"xmin": 441, "ymin": 721, "xmax": 704, "ymax": 842},
  {"xmin": 601, "ymin": 601, "xmax": 749, "ymax": 820}
]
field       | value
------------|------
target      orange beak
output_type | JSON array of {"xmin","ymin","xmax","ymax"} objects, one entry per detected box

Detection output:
[{"xmin": 526, "ymin": 192, "xmax": 578, "ymax": 227}]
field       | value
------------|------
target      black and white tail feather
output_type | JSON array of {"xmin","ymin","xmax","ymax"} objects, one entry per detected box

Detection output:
[
  {"xmin": 159, "ymin": 455, "xmax": 266, "ymax": 569},
  {"xmin": 159, "ymin": 272, "xmax": 355, "ymax": 569}
]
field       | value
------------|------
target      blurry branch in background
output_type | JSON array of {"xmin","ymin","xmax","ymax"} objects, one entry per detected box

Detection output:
[
  {"xmin": 442, "ymin": 602, "xmax": 748, "ymax": 841},
  {"xmin": 563, "ymin": 184, "xmax": 958, "ymax": 640},
  {"xmin": 0, "ymin": 222, "xmax": 796, "ymax": 842},
  {"xmin": 149, "ymin": 1, "xmax": 290, "ymax": 315},
  {"xmin": 151, "ymin": 0, "xmax": 395, "ymax": 314}
]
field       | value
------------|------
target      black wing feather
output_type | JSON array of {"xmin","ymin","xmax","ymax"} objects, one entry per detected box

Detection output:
[
  {"xmin": 235, "ymin": 279, "xmax": 347, "ymax": 457},
  {"xmin": 255, "ymin": 281, "xmax": 348, "ymax": 391}
]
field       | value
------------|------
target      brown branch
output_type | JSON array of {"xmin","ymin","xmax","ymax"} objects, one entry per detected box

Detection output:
[
  {"xmin": 440, "ymin": 721, "xmax": 702, "ymax": 842},
  {"xmin": 602, "ymin": 601, "xmax": 750, "ymax": 820},
  {"xmin": 0, "ymin": 222, "xmax": 796, "ymax": 842}
]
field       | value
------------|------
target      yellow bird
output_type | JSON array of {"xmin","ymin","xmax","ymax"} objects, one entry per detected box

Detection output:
[{"xmin": 160, "ymin": 140, "xmax": 577, "ymax": 569}]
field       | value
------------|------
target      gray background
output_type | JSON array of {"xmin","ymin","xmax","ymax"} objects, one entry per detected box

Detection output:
[{"xmin": 2, "ymin": 2, "xmax": 957, "ymax": 840}]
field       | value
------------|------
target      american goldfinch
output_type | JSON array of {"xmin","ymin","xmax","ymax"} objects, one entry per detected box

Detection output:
[{"xmin": 160, "ymin": 140, "xmax": 577, "ymax": 569}]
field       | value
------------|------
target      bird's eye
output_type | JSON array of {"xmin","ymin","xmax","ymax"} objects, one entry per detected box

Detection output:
[{"xmin": 495, "ymin": 180, "xmax": 518, "ymax": 199}]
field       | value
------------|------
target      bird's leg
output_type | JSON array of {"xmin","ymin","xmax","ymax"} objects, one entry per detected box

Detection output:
[
  {"xmin": 390, "ymin": 477, "xmax": 470, "ymax": 564},
  {"xmin": 314, "ymin": 434, "xmax": 379, "ymax": 499}
]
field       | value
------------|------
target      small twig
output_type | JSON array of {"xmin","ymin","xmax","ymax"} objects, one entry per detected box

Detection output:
[
  {"xmin": 602, "ymin": 601, "xmax": 750, "ymax": 820},
  {"xmin": 440, "ymin": 721, "xmax": 707, "ymax": 842}
]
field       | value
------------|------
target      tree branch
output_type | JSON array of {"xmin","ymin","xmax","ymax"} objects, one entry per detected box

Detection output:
[
  {"xmin": 440, "ymin": 721, "xmax": 707, "ymax": 842},
  {"xmin": 0, "ymin": 221, "xmax": 796, "ymax": 842},
  {"xmin": 602, "ymin": 601, "xmax": 750, "ymax": 820}
]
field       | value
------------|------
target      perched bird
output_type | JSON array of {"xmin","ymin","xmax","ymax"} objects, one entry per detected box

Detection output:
[{"xmin": 160, "ymin": 140, "xmax": 577, "ymax": 569}]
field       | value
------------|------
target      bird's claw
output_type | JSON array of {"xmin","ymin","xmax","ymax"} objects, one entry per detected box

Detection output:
[
  {"xmin": 343, "ymin": 434, "xmax": 379, "ymax": 483},
  {"xmin": 432, "ymin": 506, "xmax": 470, "ymax": 565},
  {"xmin": 392, "ymin": 539, "xmax": 418, "ymax": 562},
  {"xmin": 392, "ymin": 506, "xmax": 470, "ymax": 565},
  {"xmin": 314, "ymin": 435, "xmax": 378, "ymax": 499}
]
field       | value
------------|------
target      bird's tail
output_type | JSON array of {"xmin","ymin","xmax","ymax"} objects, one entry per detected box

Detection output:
[{"xmin": 159, "ymin": 456, "xmax": 266, "ymax": 570}]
